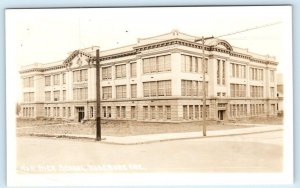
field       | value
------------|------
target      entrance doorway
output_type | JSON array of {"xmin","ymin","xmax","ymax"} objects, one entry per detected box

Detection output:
[
  {"xmin": 218, "ymin": 110, "xmax": 225, "ymax": 120},
  {"xmin": 76, "ymin": 107, "xmax": 85, "ymax": 122}
]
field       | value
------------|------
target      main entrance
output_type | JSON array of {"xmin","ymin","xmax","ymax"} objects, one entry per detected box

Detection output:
[
  {"xmin": 76, "ymin": 107, "xmax": 85, "ymax": 122},
  {"xmin": 218, "ymin": 110, "xmax": 225, "ymax": 120}
]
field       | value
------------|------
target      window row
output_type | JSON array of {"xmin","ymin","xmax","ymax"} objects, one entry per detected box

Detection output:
[
  {"xmin": 73, "ymin": 69, "xmax": 88, "ymax": 83},
  {"xmin": 23, "ymin": 92, "xmax": 34, "ymax": 102},
  {"xmin": 230, "ymin": 104, "xmax": 247, "ymax": 118},
  {"xmin": 231, "ymin": 63, "xmax": 246, "ymax": 78},
  {"xmin": 250, "ymin": 104, "xmax": 265, "ymax": 116},
  {"xmin": 103, "ymin": 84, "xmax": 137, "ymax": 100},
  {"xmin": 217, "ymin": 59, "xmax": 226, "ymax": 85},
  {"xmin": 182, "ymin": 105, "xmax": 209, "ymax": 120},
  {"xmin": 143, "ymin": 105, "xmax": 171, "ymax": 120},
  {"xmin": 102, "ymin": 62, "xmax": 137, "ymax": 80},
  {"xmin": 250, "ymin": 67, "xmax": 263, "ymax": 81},
  {"xmin": 44, "ymin": 106, "xmax": 72, "ymax": 117},
  {"xmin": 22, "ymin": 107, "xmax": 34, "ymax": 117},
  {"xmin": 45, "ymin": 90, "xmax": 67, "ymax": 101},
  {"xmin": 23, "ymin": 77, "xmax": 34, "ymax": 88},
  {"xmin": 143, "ymin": 55, "xmax": 171, "ymax": 74},
  {"xmin": 45, "ymin": 73, "xmax": 67, "ymax": 86},
  {"xmin": 143, "ymin": 80, "xmax": 171, "ymax": 97},
  {"xmin": 250, "ymin": 86, "xmax": 264, "ymax": 98},
  {"xmin": 181, "ymin": 54, "xmax": 208, "ymax": 73},
  {"xmin": 230, "ymin": 84, "xmax": 246, "ymax": 97},
  {"xmin": 73, "ymin": 88, "xmax": 88, "ymax": 100},
  {"xmin": 181, "ymin": 80, "xmax": 208, "ymax": 97}
]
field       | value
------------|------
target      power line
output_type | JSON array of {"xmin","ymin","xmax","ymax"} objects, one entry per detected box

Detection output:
[{"xmin": 216, "ymin": 21, "xmax": 282, "ymax": 38}]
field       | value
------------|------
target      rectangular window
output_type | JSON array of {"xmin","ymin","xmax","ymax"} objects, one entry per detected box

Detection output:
[
  {"xmin": 166, "ymin": 106, "xmax": 171, "ymax": 120},
  {"xmin": 217, "ymin": 59, "xmax": 220, "ymax": 84},
  {"xmin": 73, "ymin": 88, "xmax": 88, "ymax": 100},
  {"xmin": 270, "ymin": 87, "xmax": 275, "ymax": 98},
  {"xmin": 231, "ymin": 63, "xmax": 246, "ymax": 79},
  {"xmin": 143, "ymin": 82, "xmax": 150, "ymax": 97},
  {"xmin": 57, "ymin": 107, "xmax": 60, "ymax": 117},
  {"xmin": 107, "ymin": 107, "xmax": 111, "ymax": 118},
  {"xmin": 73, "ymin": 69, "xmax": 88, "ymax": 82},
  {"xmin": 102, "ymin": 86, "xmax": 112, "ymax": 99},
  {"xmin": 143, "ymin": 106, "xmax": 148, "ymax": 120},
  {"xmin": 130, "ymin": 63, "xmax": 137, "ymax": 77},
  {"xmin": 45, "ymin": 91, "xmax": 51, "ymax": 101},
  {"xmin": 54, "ymin": 90, "xmax": 60, "ymax": 101},
  {"xmin": 53, "ymin": 107, "xmax": 56, "ymax": 117},
  {"xmin": 230, "ymin": 84, "xmax": 246, "ymax": 97},
  {"xmin": 23, "ymin": 92, "xmax": 34, "ymax": 102},
  {"xmin": 222, "ymin": 60, "xmax": 225, "ymax": 85},
  {"xmin": 121, "ymin": 106, "xmax": 126, "ymax": 118},
  {"xmin": 150, "ymin": 106, "xmax": 156, "ymax": 120},
  {"xmin": 103, "ymin": 106, "xmax": 107, "ymax": 118},
  {"xmin": 131, "ymin": 84, "xmax": 137, "ymax": 98},
  {"xmin": 143, "ymin": 58, "xmax": 150, "ymax": 74},
  {"xmin": 189, "ymin": 105, "xmax": 193, "ymax": 120},
  {"xmin": 250, "ymin": 85, "xmax": 263, "ymax": 98},
  {"xmin": 144, "ymin": 55, "xmax": 171, "ymax": 74},
  {"xmin": 182, "ymin": 80, "xmax": 205, "ymax": 97},
  {"xmin": 63, "ymin": 90, "xmax": 66, "ymax": 101},
  {"xmin": 158, "ymin": 56, "xmax": 164, "ymax": 72},
  {"xmin": 116, "ymin": 85, "xmax": 126, "ymax": 99},
  {"xmin": 116, "ymin": 106, "xmax": 120, "ymax": 118},
  {"xmin": 90, "ymin": 107, "xmax": 94, "ymax": 118},
  {"xmin": 63, "ymin": 73, "xmax": 66, "ymax": 84},
  {"xmin": 183, "ymin": 105, "xmax": 188, "ymax": 120},
  {"xmin": 150, "ymin": 57, "xmax": 156, "ymax": 73},
  {"xmin": 68, "ymin": 107, "xmax": 71, "ymax": 117},
  {"xmin": 62, "ymin": 107, "xmax": 66, "ymax": 117},
  {"xmin": 157, "ymin": 81, "xmax": 164, "ymax": 96},
  {"xmin": 143, "ymin": 80, "xmax": 171, "ymax": 97},
  {"xmin": 45, "ymin": 76, "xmax": 51, "ymax": 86},
  {"xmin": 250, "ymin": 67, "xmax": 264, "ymax": 81},
  {"xmin": 102, "ymin": 66, "xmax": 112, "ymax": 80},
  {"xmin": 195, "ymin": 105, "xmax": 199, "ymax": 119},
  {"xmin": 23, "ymin": 77, "xmax": 34, "ymax": 88},
  {"xmin": 164, "ymin": 55, "xmax": 171, "ymax": 71},
  {"xmin": 53, "ymin": 74, "xmax": 60, "ymax": 85},
  {"xmin": 192, "ymin": 81, "xmax": 198, "ymax": 96},
  {"xmin": 181, "ymin": 80, "xmax": 186, "ymax": 96},
  {"xmin": 165, "ymin": 80, "xmax": 172, "ymax": 96},
  {"xmin": 116, "ymin": 64, "xmax": 126, "ymax": 78},
  {"xmin": 131, "ymin": 106, "xmax": 136, "ymax": 119},
  {"xmin": 158, "ymin": 106, "xmax": 163, "ymax": 120}
]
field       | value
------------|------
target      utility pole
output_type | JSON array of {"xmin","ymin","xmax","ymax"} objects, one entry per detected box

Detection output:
[
  {"xmin": 195, "ymin": 36, "xmax": 214, "ymax": 136},
  {"xmin": 96, "ymin": 49, "xmax": 101, "ymax": 141}
]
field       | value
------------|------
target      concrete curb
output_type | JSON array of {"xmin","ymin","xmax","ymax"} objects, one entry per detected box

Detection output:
[{"xmin": 23, "ymin": 127, "xmax": 283, "ymax": 145}]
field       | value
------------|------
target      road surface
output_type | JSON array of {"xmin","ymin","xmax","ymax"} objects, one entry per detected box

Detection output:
[{"xmin": 17, "ymin": 130, "xmax": 282, "ymax": 173}]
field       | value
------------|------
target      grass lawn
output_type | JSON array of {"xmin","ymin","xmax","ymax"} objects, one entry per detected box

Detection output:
[{"xmin": 16, "ymin": 116, "xmax": 283, "ymax": 137}]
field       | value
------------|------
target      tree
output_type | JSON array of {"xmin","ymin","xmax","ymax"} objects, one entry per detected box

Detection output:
[{"xmin": 16, "ymin": 102, "xmax": 21, "ymax": 115}]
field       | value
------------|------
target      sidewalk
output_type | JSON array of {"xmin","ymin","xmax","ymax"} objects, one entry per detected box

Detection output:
[{"xmin": 28, "ymin": 124, "xmax": 283, "ymax": 145}]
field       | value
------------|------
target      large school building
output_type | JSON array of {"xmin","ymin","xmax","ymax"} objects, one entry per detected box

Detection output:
[{"xmin": 19, "ymin": 30, "xmax": 279, "ymax": 122}]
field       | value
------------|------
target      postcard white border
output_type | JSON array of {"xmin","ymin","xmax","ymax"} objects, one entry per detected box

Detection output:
[{"xmin": 6, "ymin": 6, "xmax": 293, "ymax": 186}]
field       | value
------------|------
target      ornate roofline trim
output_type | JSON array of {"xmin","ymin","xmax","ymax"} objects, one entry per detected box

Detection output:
[{"xmin": 20, "ymin": 37, "xmax": 278, "ymax": 74}]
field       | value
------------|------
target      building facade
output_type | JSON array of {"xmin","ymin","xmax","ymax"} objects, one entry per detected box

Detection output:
[{"xmin": 19, "ymin": 30, "xmax": 279, "ymax": 122}]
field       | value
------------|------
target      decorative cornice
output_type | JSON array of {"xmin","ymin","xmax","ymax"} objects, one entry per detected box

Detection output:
[{"xmin": 20, "ymin": 37, "xmax": 278, "ymax": 74}]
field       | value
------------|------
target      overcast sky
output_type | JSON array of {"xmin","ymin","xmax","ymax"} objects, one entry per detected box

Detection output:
[{"xmin": 7, "ymin": 6, "xmax": 291, "ymax": 74}]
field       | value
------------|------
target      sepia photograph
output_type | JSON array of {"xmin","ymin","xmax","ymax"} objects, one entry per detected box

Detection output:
[{"xmin": 6, "ymin": 6, "xmax": 293, "ymax": 186}]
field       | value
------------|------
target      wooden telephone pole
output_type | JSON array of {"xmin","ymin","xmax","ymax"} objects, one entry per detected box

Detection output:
[
  {"xmin": 195, "ymin": 36, "xmax": 214, "ymax": 136},
  {"xmin": 96, "ymin": 49, "xmax": 101, "ymax": 141}
]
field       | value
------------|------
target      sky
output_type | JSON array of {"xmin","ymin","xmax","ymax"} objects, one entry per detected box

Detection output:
[
  {"xmin": 6, "ymin": 6, "xmax": 292, "ymax": 102},
  {"xmin": 8, "ymin": 6, "xmax": 290, "ymax": 73}
]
